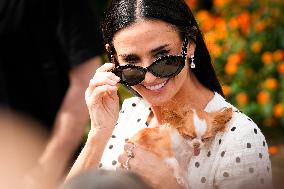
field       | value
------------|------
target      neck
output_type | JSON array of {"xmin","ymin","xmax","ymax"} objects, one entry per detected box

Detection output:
[{"xmin": 151, "ymin": 72, "xmax": 214, "ymax": 124}]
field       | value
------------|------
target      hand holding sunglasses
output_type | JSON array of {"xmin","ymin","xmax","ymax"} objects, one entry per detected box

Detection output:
[{"xmin": 112, "ymin": 37, "xmax": 189, "ymax": 86}]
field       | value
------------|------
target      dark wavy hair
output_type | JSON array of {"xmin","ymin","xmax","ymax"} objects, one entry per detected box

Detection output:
[{"xmin": 101, "ymin": 0, "xmax": 224, "ymax": 96}]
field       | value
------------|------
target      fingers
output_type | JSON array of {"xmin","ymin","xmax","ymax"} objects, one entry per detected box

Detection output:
[
  {"xmin": 89, "ymin": 72, "xmax": 120, "ymax": 88},
  {"xmin": 118, "ymin": 143, "xmax": 140, "ymax": 169},
  {"xmin": 96, "ymin": 62, "xmax": 115, "ymax": 72},
  {"xmin": 90, "ymin": 63, "xmax": 120, "ymax": 87},
  {"xmin": 85, "ymin": 63, "xmax": 120, "ymax": 100},
  {"xmin": 86, "ymin": 85, "xmax": 118, "ymax": 105},
  {"xmin": 123, "ymin": 142, "xmax": 135, "ymax": 151}
]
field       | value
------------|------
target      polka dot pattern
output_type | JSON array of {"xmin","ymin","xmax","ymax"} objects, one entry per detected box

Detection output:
[
  {"xmin": 99, "ymin": 94, "xmax": 272, "ymax": 189},
  {"xmin": 223, "ymin": 172, "xmax": 229, "ymax": 177},
  {"xmin": 247, "ymin": 143, "xmax": 251, "ymax": 148},
  {"xmin": 207, "ymin": 151, "xmax": 211, "ymax": 157},
  {"xmin": 195, "ymin": 162, "xmax": 200, "ymax": 168}
]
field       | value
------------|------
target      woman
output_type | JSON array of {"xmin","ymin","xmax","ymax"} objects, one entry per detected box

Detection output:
[{"xmin": 67, "ymin": 0, "xmax": 272, "ymax": 188}]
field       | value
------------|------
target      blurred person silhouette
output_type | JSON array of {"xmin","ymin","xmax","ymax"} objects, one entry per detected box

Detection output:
[
  {"xmin": 0, "ymin": 0, "xmax": 104, "ymax": 186},
  {"xmin": 0, "ymin": 110, "xmax": 48, "ymax": 189},
  {"xmin": 61, "ymin": 169, "xmax": 153, "ymax": 189}
]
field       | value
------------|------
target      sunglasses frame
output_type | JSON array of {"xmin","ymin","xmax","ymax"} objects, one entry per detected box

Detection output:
[{"xmin": 112, "ymin": 36, "xmax": 189, "ymax": 86}]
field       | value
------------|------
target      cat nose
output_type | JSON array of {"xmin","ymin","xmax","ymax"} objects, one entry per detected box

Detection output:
[{"xmin": 193, "ymin": 143, "xmax": 200, "ymax": 148}]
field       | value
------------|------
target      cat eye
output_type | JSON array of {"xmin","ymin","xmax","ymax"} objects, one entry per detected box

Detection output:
[
  {"xmin": 183, "ymin": 134, "xmax": 195, "ymax": 140},
  {"xmin": 201, "ymin": 137, "xmax": 211, "ymax": 142}
]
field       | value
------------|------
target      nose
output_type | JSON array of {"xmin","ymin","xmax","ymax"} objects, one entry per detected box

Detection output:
[
  {"xmin": 193, "ymin": 143, "xmax": 200, "ymax": 148},
  {"xmin": 143, "ymin": 71, "xmax": 157, "ymax": 84}
]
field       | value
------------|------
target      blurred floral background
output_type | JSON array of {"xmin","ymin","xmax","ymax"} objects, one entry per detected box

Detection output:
[{"xmin": 95, "ymin": 0, "xmax": 284, "ymax": 187}]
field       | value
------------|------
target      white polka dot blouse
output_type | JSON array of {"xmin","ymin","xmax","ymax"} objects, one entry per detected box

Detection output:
[{"xmin": 99, "ymin": 92, "xmax": 272, "ymax": 189}]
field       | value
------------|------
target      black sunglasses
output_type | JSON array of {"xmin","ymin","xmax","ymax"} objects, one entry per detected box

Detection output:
[{"xmin": 111, "ymin": 37, "xmax": 189, "ymax": 86}]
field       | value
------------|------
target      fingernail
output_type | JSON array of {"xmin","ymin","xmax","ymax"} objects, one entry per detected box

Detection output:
[
  {"xmin": 115, "ymin": 76, "xmax": 120, "ymax": 82},
  {"xmin": 111, "ymin": 86, "xmax": 118, "ymax": 90},
  {"xmin": 110, "ymin": 80, "xmax": 117, "ymax": 85}
]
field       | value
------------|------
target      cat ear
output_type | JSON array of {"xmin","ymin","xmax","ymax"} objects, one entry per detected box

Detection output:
[
  {"xmin": 160, "ymin": 107, "xmax": 186, "ymax": 126},
  {"xmin": 211, "ymin": 107, "xmax": 233, "ymax": 132}
]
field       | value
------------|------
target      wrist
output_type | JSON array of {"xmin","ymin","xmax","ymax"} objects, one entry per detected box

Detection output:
[{"xmin": 87, "ymin": 127, "xmax": 113, "ymax": 142}]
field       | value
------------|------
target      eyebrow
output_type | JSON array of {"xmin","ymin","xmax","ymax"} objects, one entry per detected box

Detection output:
[
  {"xmin": 118, "ymin": 44, "xmax": 170, "ymax": 58},
  {"xmin": 150, "ymin": 44, "xmax": 170, "ymax": 55}
]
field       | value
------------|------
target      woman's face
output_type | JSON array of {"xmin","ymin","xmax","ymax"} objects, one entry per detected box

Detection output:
[{"xmin": 112, "ymin": 20, "xmax": 195, "ymax": 106}]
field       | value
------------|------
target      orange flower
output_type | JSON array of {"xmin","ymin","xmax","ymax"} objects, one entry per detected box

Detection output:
[
  {"xmin": 225, "ymin": 62, "xmax": 238, "ymax": 75},
  {"xmin": 237, "ymin": 11, "xmax": 250, "ymax": 35},
  {"xmin": 257, "ymin": 91, "xmax": 270, "ymax": 105},
  {"xmin": 196, "ymin": 10, "xmax": 214, "ymax": 32},
  {"xmin": 215, "ymin": 18, "xmax": 227, "ymax": 39},
  {"xmin": 264, "ymin": 78, "xmax": 278, "ymax": 90},
  {"xmin": 227, "ymin": 53, "xmax": 242, "ymax": 65},
  {"xmin": 273, "ymin": 104, "xmax": 284, "ymax": 118},
  {"xmin": 205, "ymin": 31, "xmax": 218, "ymax": 44},
  {"xmin": 255, "ymin": 21, "xmax": 266, "ymax": 33},
  {"xmin": 268, "ymin": 145, "xmax": 279, "ymax": 156},
  {"xmin": 210, "ymin": 44, "xmax": 222, "ymax": 58},
  {"xmin": 277, "ymin": 62, "xmax": 284, "ymax": 74},
  {"xmin": 261, "ymin": 52, "xmax": 273, "ymax": 65},
  {"xmin": 213, "ymin": 0, "xmax": 229, "ymax": 8},
  {"xmin": 229, "ymin": 17, "xmax": 239, "ymax": 30},
  {"xmin": 236, "ymin": 92, "xmax": 248, "ymax": 106},
  {"xmin": 196, "ymin": 10, "xmax": 211, "ymax": 23},
  {"xmin": 273, "ymin": 50, "xmax": 284, "ymax": 62},
  {"xmin": 251, "ymin": 41, "xmax": 262, "ymax": 54},
  {"xmin": 222, "ymin": 85, "xmax": 231, "ymax": 97}
]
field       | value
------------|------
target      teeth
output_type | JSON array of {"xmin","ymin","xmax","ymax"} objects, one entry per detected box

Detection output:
[{"xmin": 145, "ymin": 80, "xmax": 167, "ymax": 90}]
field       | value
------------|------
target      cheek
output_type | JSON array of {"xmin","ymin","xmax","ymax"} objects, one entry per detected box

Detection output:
[{"xmin": 170, "ymin": 63, "xmax": 190, "ymax": 87}]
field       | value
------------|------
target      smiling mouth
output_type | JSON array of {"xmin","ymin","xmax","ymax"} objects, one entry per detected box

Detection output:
[{"xmin": 143, "ymin": 79, "xmax": 169, "ymax": 91}]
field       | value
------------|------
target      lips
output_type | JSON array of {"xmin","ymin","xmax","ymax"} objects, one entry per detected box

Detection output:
[{"xmin": 143, "ymin": 79, "xmax": 168, "ymax": 91}]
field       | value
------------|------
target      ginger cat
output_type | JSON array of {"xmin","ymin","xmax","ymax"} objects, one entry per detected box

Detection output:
[{"xmin": 129, "ymin": 107, "xmax": 233, "ymax": 188}]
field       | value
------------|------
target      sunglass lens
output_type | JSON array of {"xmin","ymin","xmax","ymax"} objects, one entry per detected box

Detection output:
[
  {"xmin": 151, "ymin": 56, "xmax": 184, "ymax": 77},
  {"xmin": 121, "ymin": 68, "xmax": 145, "ymax": 85}
]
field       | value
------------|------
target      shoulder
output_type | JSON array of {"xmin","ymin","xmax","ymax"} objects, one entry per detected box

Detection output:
[
  {"xmin": 213, "ymin": 109, "xmax": 272, "ymax": 188},
  {"xmin": 225, "ymin": 109, "xmax": 267, "ymax": 146},
  {"xmin": 208, "ymin": 93, "xmax": 267, "ymax": 144}
]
